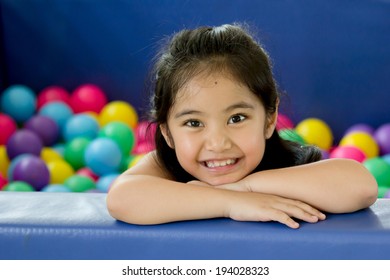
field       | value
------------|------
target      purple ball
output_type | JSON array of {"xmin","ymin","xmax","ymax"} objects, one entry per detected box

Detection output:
[
  {"xmin": 374, "ymin": 124, "xmax": 390, "ymax": 155},
  {"xmin": 24, "ymin": 115, "xmax": 60, "ymax": 146},
  {"xmin": 11, "ymin": 154, "xmax": 50, "ymax": 191},
  {"xmin": 344, "ymin": 123, "xmax": 375, "ymax": 136},
  {"xmin": 6, "ymin": 129, "xmax": 43, "ymax": 160}
]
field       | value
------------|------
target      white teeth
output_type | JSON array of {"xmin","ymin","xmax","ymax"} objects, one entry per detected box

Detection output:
[{"xmin": 205, "ymin": 159, "xmax": 236, "ymax": 168}]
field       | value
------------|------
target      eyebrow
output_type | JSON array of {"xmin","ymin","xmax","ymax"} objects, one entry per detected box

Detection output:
[{"xmin": 174, "ymin": 101, "xmax": 255, "ymax": 119}]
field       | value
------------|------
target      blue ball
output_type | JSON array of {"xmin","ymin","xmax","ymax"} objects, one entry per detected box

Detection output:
[
  {"xmin": 96, "ymin": 173, "xmax": 119, "ymax": 192},
  {"xmin": 84, "ymin": 138, "xmax": 122, "ymax": 176},
  {"xmin": 38, "ymin": 101, "xmax": 73, "ymax": 132},
  {"xmin": 1, "ymin": 85, "xmax": 36, "ymax": 123},
  {"xmin": 63, "ymin": 114, "xmax": 99, "ymax": 142},
  {"xmin": 41, "ymin": 184, "xmax": 71, "ymax": 192}
]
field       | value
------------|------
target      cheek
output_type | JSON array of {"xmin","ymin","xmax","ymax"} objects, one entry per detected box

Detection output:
[{"xmin": 237, "ymin": 130, "xmax": 266, "ymax": 166}]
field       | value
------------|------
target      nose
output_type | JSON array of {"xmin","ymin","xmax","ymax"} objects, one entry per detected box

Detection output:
[{"xmin": 204, "ymin": 127, "xmax": 232, "ymax": 152}]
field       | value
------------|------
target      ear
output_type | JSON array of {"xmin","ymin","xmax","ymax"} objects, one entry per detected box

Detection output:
[
  {"xmin": 160, "ymin": 124, "xmax": 175, "ymax": 149},
  {"xmin": 265, "ymin": 100, "xmax": 279, "ymax": 139},
  {"xmin": 265, "ymin": 110, "xmax": 278, "ymax": 139}
]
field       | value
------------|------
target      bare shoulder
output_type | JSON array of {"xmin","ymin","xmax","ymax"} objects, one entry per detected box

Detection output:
[{"xmin": 122, "ymin": 151, "xmax": 172, "ymax": 179}]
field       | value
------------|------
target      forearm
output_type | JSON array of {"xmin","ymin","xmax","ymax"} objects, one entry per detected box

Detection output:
[
  {"xmin": 243, "ymin": 159, "xmax": 378, "ymax": 213},
  {"xmin": 107, "ymin": 174, "xmax": 230, "ymax": 224}
]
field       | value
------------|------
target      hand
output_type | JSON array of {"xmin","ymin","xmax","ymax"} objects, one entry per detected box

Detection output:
[{"xmin": 226, "ymin": 192, "xmax": 326, "ymax": 229}]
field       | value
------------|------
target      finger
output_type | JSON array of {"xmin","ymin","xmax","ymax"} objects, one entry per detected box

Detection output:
[
  {"xmin": 265, "ymin": 208, "xmax": 300, "ymax": 229},
  {"xmin": 289, "ymin": 200, "xmax": 327, "ymax": 220}
]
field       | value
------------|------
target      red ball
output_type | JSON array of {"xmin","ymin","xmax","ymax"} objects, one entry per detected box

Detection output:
[
  {"xmin": 329, "ymin": 146, "xmax": 366, "ymax": 163},
  {"xmin": 0, "ymin": 113, "xmax": 17, "ymax": 145},
  {"xmin": 0, "ymin": 173, "xmax": 7, "ymax": 190},
  {"xmin": 70, "ymin": 84, "xmax": 107, "ymax": 113},
  {"xmin": 37, "ymin": 86, "xmax": 70, "ymax": 109},
  {"xmin": 276, "ymin": 113, "xmax": 294, "ymax": 130}
]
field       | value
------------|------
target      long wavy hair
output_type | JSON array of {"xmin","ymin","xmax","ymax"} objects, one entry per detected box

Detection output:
[{"xmin": 148, "ymin": 23, "xmax": 322, "ymax": 182}]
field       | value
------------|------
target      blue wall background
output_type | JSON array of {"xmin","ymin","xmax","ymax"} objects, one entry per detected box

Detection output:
[{"xmin": 0, "ymin": 0, "xmax": 389, "ymax": 139}]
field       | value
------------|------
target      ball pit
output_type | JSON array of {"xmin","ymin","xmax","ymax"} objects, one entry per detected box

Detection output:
[{"xmin": 1, "ymin": 83, "xmax": 389, "ymax": 199}]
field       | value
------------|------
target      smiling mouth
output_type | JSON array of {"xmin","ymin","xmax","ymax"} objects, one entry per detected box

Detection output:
[{"xmin": 203, "ymin": 158, "xmax": 238, "ymax": 168}]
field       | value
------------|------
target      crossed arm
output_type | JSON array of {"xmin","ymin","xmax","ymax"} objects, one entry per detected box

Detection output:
[{"xmin": 107, "ymin": 153, "xmax": 378, "ymax": 229}]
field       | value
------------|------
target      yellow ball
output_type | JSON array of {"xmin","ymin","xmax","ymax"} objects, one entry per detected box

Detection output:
[
  {"xmin": 0, "ymin": 145, "xmax": 10, "ymax": 177},
  {"xmin": 99, "ymin": 101, "xmax": 138, "ymax": 128},
  {"xmin": 295, "ymin": 118, "xmax": 333, "ymax": 150},
  {"xmin": 339, "ymin": 132, "xmax": 379, "ymax": 158},
  {"xmin": 47, "ymin": 159, "xmax": 75, "ymax": 184},
  {"xmin": 41, "ymin": 147, "xmax": 63, "ymax": 163}
]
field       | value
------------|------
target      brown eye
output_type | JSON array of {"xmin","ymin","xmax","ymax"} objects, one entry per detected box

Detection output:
[
  {"xmin": 185, "ymin": 120, "xmax": 203, "ymax": 127},
  {"xmin": 228, "ymin": 114, "xmax": 246, "ymax": 124}
]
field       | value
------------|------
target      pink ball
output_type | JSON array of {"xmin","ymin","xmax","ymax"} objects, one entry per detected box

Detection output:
[
  {"xmin": 76, "ymin": 167, "xmax": 99, "ymax": 182},
  {"xmin": 0, "ymin": 113, "xmax": 17, "ymax": 145},
  {"xmin": 135, "ymin": 121, "xmax": 156, "ymax": 144},
  {"xmin": 37, "ymin": 86, "xmax": 70, "ymax": 109},
  {"xmin": 329, "ymin": 146, "xmax": 366, "ymax": 162},
  {"xmin": 276, "ymin": 113, "xmax": 294, "ymax": 130},
  {"xmin": 70, "ymin": 84, "xmax": 107, "ymax": 113},
  {"xmin": 0, "ymin": 173, "xmax": 7, "ymax": 190}
]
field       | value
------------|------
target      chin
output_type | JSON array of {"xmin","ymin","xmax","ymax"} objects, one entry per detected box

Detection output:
[{"xmin": 204, "ymin": 176, "xmax": 242, "ymax": 186}]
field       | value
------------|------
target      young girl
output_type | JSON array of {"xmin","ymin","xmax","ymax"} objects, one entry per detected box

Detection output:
[{"xmin": 107, "ymin": 23, "xmax": 377, "ymax": 229}]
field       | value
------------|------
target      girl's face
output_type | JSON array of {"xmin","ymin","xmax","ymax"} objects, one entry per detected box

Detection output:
[{"xmin": 161, "ymin": 73, "xmax": 277, "ymax": 186}]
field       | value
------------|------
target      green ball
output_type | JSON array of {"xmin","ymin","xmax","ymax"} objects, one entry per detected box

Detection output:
[
  {"xmin": 363, "ymin": 157, "xmax": 390, "ymax": 186},
  {"xmin": 98, "ymin": 121, "xmax": 135, "ymax": 155},
  {"xmin": 64, "ymin": 137, "xmax": 91, "ymax": 170},
  {"xmin": 279, "ymin": 129, "xmax": 306, "ymax": 144},
  {"xmin": 377, "ymin": 186, "xmax": 390, "ymax": 198},
  {"xmin": 64, "ymin": 175, "xmax": 96, "ymax": 192},
  {"xmin": 4, "ymin": 181, "xmax": 35, "ymax": 192}
]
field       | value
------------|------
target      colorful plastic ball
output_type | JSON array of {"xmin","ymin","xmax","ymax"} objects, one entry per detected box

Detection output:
[
  {"xmin": 374, "ymin": 123, "xmax": 390, "ymax": 155},
  {"xmin": 344, "ymin": 123, "xmax": 375, "ymax": 136},
  {"xmin": 383, "ymin": 154, "xmax": 390, "ymax": 165},
  {"xmin": 0, "ymin": 173, "xmax": 8, "ymax": 190},
  {"xmin": 1, "ymin": 85, "xmax": 36, "ymax": 123},
  {"xmin": 329, "ymin": 146, "xmax": 366, "ymax": 162},
  {"xmin": 76, "ymin": 167, "xmax": 99, "ymax": 182},
  {"xmin": 99, "ymin": 101, "xmax": 138, "ymax": 128},
  {"xmin": 84, "ymin": 138, "xmax": 122, "ymax": 176},
  {"xmin": 96, "ymin": 173, "xmax": 119, "ymax": 192},
  {"xmin": 7, "ymin": 154, "xmax": 30, "ymax": 180},
  {"xmin": 0, "ymin": 145, "xmax": 10, "ymax": 177},
  {"xmin": 278, "ymin": 129, "xmax": 306, "ymax": 145},
  {"xmin": 37, "ymin": 86, "xmax": 70, "ymax": 109},
  {"xmin": 46, "ymin": 159, "xmax": 75, "ymax": 184},
  {"xmin": 40, "ymin": 147, "xmax": 63, "ymax": 164},
  {"xmin": 99, "ymin": 121, "xmax": 135, "ymax": 155},
  {"xmin": 363, "ymin": 157, "xmax": 390, "ymax": 186},
  {"xmin": 41, "ymin": 184, "xmax": 71, "ymax": 192},
  {"xmin": 64, "ymin": 174, "xmax": 96, "ymax": 192},
  {"xmin": 24, "ymin": 115, "xmax": 60, "ymax": 146},
  {"xmin": 295, "ymin": 118, "xmax": 333, "ymax": 151},
  {"xmin": 6, "ymin": 129, "xmax": 43, "ymax": 160},
  {"xmin": 63, "ymin": 114, "xmax": 99, "ymax": 142},
  {"xmin": 38, "ymin": 101, "xmax": 73, "ymax": 132},
  {"xmin": 69, "ymin": 84, "xmax": 107, "ymax": 114},
  {"xmin": 3, "ymin": 181, "xmax": 35, "ymax": 192},
  {"xmin": 339, "ymin": 132, "xmax": 379, "ymax": 158},
  {"xmin": 135, "ymin": 121, "xmax": 157, "ymax": 144},
  {"xmin": 63, "ymin": 137, "xmax": 91, "ymax": 170},
  {"xmin": 11, "ymin": 155, "xmax": 50, "ymax": 191},
  {"xmin": 0, "ymin": 113, "xmax": 17, "ymax": 145},
  {"xmin": 384, "ymin": 190, "xmax": 390, "ymax": 199},
  {"xmin": 276, "ymin": 113, "xmax": 294, "ymax": 130}
]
